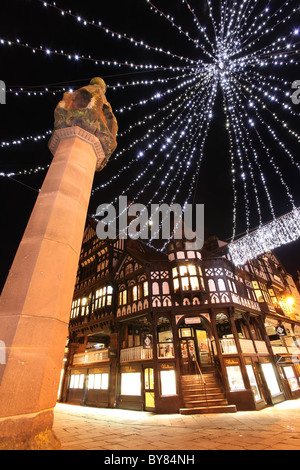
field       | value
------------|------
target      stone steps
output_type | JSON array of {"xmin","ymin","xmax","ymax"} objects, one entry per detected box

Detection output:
[
  {"xmin": 180, "ymin": 405, "xmax": 237, "ymax": 415},
  {"xmin": 180, "ymin": 371, "xmax": 237, "ymax": 415}
]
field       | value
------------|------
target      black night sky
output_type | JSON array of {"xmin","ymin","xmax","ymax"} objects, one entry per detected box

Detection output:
[{"xmin": 0, "ymin": 0, "xmax": 299, "ymax": 292}]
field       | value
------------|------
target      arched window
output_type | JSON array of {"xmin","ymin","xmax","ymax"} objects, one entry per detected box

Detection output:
[
  {"xmin": 218, "ymin": 279, "xmax": 226, "ymax": 291},
  {"xmin": 132, "ymin": 285, "xmax": 138, "ymax": 301},
  {"xmin": 162, "ymin": 281, "xmax": 170, "ymax": 294},
  {"xmin": 208, "ymin": 279, "xmax": 216, "ymax": 292},
  {"xmin": 152, "ymin": 282, "xmax": 160, "ymax": 295}
]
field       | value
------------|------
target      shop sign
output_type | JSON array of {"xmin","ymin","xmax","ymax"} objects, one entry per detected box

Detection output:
[
  {"xmin": 160, "ymin": 363, "xmax": 174, "ymax": 370},
  {"xmin": 276, "ymin": 325, "xmax": 287, "ymax": 336},
  {"xmin": 143, "ymin": 334, "xmax": 153, "ymax": 349},
  {"xmin": 89, "ymin": 367, "xmax": 109, "ymax": 374},
  {"xmin": 122, "ymin": 365, "xmax": 141, "ymax": 373},
  {"xmin": 224, "ymin": 358, "xmax": 240, "ymax": 367},
  {"xmin": 185, "ymin": 317, "xmax": 201, "ymax": 324},
  {"xmin": 259, "ymin": 357, "xmax": 271, "ymax": 364}
]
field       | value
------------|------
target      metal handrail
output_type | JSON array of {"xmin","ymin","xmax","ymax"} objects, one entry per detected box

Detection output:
[{"xmin": 193, "ymin": 357, "xmax": 209, "ymax": 408}]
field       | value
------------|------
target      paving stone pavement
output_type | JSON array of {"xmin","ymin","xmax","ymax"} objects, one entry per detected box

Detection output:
[{"xmin": 53, "ymin": 399, "xmax": 300, "ymax": 451}]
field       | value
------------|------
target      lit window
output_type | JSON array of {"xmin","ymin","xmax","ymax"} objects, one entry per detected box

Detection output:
[
  {"xmin": 268, "ymin": 289, "xmax": 279, "ymax": 306},
  {"xmin": 70, "ymin": 373, "xmax": 85, "ymax": 389},
  {"xmin": 181, "ymin": 277, "xmax": 189, "ymax": 291},
  {"xmin": 118, "ymin": 289, "xmax": 127, "ymax": 306},
  {"xmin": 71, "ymin": 299, "xmax": 81, "ymax": 318},
  {"xmin": 254, "ymin": 289, "xmax": 264, "ymax": 303},
  {"xmin": 162, "ymin": 281, "xmax": 170, "ymax": 294},
  {"xmin": 246, "ymin": 365, "xmax": 261, "ymax": 401},
  {"xmin": 121, "ymin": 372, "xmax": 141, "ymax": 396},
  {"xmin": 133, "ymin": 285, "xmax": 138, "ymax": 301},
  {"xmin": 179, "ymin": 265, "xmax": 188, "ymax": 276},
  {"xmin": 173, "ymin": 278, "xmax": 179, "ymax": 292},
  {"xmin": 101, "ymin": 373, "xmax": 109, "ymax": 389},
  {"xmin": 261, "ymin": 364, "xmax": 281, "ymax": 396},
  {"xmin": 143, "ymin": 281, "xmax": 149, "ymax": 296},
  {"xmin": 152, "ymin": 282, "xmax": 160, "ymax": 295},
  {"xmin": 190, "ymin": 276, "xmax": 199, "ymax": 291},
  {"xmin": 226, "ymin": 366, "xmax": 245, "ymax": 392},
  {"xmin": 188, "ymin": 265, "xmax": 197, "ymax": 276},
  {"xmin": 284, "ymin": 366, "xmax": 300, "ymax": 392},
  {"xmin": 88, "ymin": 373, "xmax": 109, "ymax": 390},
  {"xmin": 95, "ymin": 287, "xmax": 112, "ymax": 309},
  {"xmin": 218, "ymin": 279, "xmax": 226, "ymax": 291},
  {"xmin": 144, "ymin": 368, "xmax": 154, "ymax": 390},
  {"xmin": 160, "ymin": 370, "xmax": 176, "ymax": 396}
]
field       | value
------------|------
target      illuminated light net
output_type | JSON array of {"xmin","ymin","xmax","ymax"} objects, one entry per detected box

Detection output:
[{"xmin": 2, "ymin": 0, "xmax": 300, "ymax": 263}]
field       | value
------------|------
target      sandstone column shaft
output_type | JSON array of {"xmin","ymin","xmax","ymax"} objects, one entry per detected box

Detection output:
[{"xmin": 0, "ymin": 127, "xmax": 105, "ymax": 445}]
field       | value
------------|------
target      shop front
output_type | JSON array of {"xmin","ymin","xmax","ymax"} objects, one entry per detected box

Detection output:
[
  {"xmin": 276, "ymin": 356, "xmax": 300, "ymax": 399},
  {"xmin": 118, "ymin": 364, "xmax": 145, "ymax": 411},
  {"xmin": 176, "ymin": 315, "xmax": 214, "ymax": 376},
  {"xmin": 211, "ymin": 310, "xmax": 286, "ymax": 410},
  {"xmin": 265, "ymin": 317, "xmax": 300, "ymax": 399},
  {"xmin": 67, "ymin": 365, "xmax": 111, "ymax": 408},
  {"xmin": 117, "ymin": 362, "xmax": 180, "ymax": 413}
]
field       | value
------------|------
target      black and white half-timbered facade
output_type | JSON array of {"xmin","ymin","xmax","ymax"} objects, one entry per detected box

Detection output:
[{"xmin": 58, "ymin": 218, "xmax": 300, "ymax": 414}]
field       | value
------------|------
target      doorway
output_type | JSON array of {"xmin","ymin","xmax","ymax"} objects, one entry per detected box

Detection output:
[
  {"xmin": 144, "ymin": 367, "xmax": 155, "ymax": 411},
  {"xmin": 178, "ymin": 317, "xmax": 213, "ymax": 375}
]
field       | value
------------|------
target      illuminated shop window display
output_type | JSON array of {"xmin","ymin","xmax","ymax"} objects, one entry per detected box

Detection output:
[
  {"xmin": 157, "ymin": 317, "xmax": 174, "ymax": 358},
  {"xmin": 261, "ymin": 363, "xmax": 281, "ymax": 396},
  {"xmin": 88, "ymin": 373, "xmax": 109, "ymax": 390},
  {"xmin": 121, "ymin": 372, "xmax": 142, "ymax": 396},
  {"xmin": 69, "ymin": 373, "xmax": 85, "ymax": 389},
  {"xmin": 246, "ymin": 365, "xmax": 261, "ymax": 401},
  {"xmin": 160, "ymin": 370, "xmax": 177, "ymax": 396},
  {"xmin": 226, "ymin": 366, "xmax": 245, "ymax": 392},
  {"xmin": 283, "ymin": 366, "xmax": 300, "ymax": 392}
]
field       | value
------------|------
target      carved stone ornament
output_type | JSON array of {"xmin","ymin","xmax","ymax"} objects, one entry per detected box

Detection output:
[{"xmin": 52, "ymin": 77, "xmax": 118, "ymax": 167}]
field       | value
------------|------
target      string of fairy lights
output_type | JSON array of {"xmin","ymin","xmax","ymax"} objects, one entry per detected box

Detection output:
[{"xmin": 1, "ymin": 0, "xmax": 300, "ymax": 264}]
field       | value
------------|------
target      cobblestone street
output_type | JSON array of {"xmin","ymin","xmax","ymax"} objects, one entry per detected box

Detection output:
[{"xmin": 53, "ymin": 399, "xmax": 300, "ymax": 451}]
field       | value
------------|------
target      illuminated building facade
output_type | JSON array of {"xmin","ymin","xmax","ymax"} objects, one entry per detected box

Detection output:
[{"xmin": 59, "ymin": 219, "xmax": 300, "ymax": 414}]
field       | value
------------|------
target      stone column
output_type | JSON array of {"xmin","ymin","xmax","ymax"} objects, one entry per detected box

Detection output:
[{"xmin": 0, "ymin": 78, "xmax": 117, "ymax": 449}]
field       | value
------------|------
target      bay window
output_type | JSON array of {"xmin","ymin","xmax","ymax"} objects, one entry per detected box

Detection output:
[
  {"xmin": 94, "ymin": 286, "xmax": 113, "ymax": 309},
  {"xmin": 172, "ymin": 264, "xmax": 201, "ymax": 292}
]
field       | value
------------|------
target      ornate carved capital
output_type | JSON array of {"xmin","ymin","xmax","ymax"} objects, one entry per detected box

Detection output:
[{"xmin": 48, "ymin": 126, "xmax": 107, "ymax": 171}]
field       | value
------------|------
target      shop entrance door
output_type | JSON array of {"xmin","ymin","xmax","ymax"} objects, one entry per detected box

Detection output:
[
  {"xmin": 144, "ymin": 367, "xmax": 155, "ymax": 411},
  {"xmin": 180, "ymin": 338, "xmax": 198, "ymax": 375},
  {"xmin": 196, "ymin": 329, "xmax": 213, "ymax": 366},
  {"xmin": 179, "ymin": 320, "xmax": 213, "ymax": 375},
  {"xmin": 253, "ymin": 362, "xmax": 272, "ymax": 405}
]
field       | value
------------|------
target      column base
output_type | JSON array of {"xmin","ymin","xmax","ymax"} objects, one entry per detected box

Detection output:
[{"xmin": 0, "ymin": 409, "xmax": 61, "ymax": 450}]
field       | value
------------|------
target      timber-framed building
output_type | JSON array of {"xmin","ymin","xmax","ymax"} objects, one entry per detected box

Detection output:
[{"xmin": 58, "ymin": 218, "xmax": 300, "ymax": 414}]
